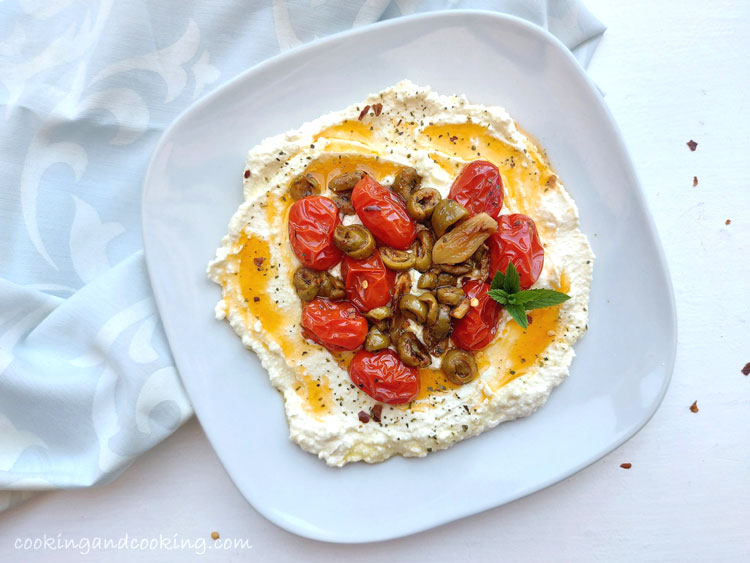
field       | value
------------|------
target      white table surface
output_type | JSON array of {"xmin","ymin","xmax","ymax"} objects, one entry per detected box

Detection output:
[{"xmin": 1, "ymin": 1, "xmax": 748, "ymax": 560}]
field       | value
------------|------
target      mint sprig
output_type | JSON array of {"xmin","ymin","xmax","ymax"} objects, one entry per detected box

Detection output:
[{"xmin": 488, "ymin": 262, "xmax": 570, "ymax": 329}]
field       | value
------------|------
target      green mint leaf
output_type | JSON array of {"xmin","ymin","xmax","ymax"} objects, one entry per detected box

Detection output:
[
  {"xmin": 488, "ymin": 289, "xmax": 509, "ymax": 305},
  {"xmin": 503, "ymin": 262, "xmax": 521, "ymax": 294},
  {"xmin": 505, "ymin": 303, "xmax": 528, "ymax": 329},
  {"xmin": 518, "ymin": 289, "xmax": 571, "ymax": 310},
  {"xmin": 490, "ymin": 270, "xmax": 505, "ymax": 290}
]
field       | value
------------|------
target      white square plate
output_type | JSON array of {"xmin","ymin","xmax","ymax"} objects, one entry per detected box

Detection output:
[{"xmin": 142, "ymin": 11, "xmax": 676, "ymax": 543}]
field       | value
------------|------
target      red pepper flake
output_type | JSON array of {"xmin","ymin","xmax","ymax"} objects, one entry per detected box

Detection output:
[
  {"xmin": 742, "ymin": 362, "xmax": 750, "ymax": 376},
  {"xmin": 620, "ymin": 463, "xmax": 632, "ymax": 469},
  {"xmin": 253, "ymin": 257, "xmax": 265, "ymax": 267},
  {"xmin": 526, "ymin": 314, "xmax": 533, "ymax": 325},
  {"xmin": 693, "ymin": 176, "xmax": 698, "ymax": 187},
  {"xmin": 358, "ymin": 410, "xmax": 370, "ymax": 423},
  {"xmin": 358, "ymin": 105, "xmax": 371, "ymax": 120},
  {"xmin": 244, "ymin": 170, "xmax": 251, "ymax": 179},
  {"xmin": 370, "ymin": 404, "xmax": 382, "ymax": 423},
  {"xmin": 687, "ymin": 140, "xmax": 698, "ymax": 151},
  {"xmin": 372, "ymin": 103, "xmax": 383, "ymax": 116},
  {"xmin": 253, "ymin": 296, "xmax": 260, "ymax": 303},
  {"xmin": 689, "ymin": 401, "xmax": 699, "ymax": 413},
  {"xmin": 725, "ymin": 219, "xmax": 731, "ymax": 225},
  {"xmin": 449, "ymin": 135, "xmax": 458, "ymax": 143}
]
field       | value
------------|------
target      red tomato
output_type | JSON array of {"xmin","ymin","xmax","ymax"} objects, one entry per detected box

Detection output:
[
  {"xmin": 488, "ymin": 214, "xmax": 544, "ymax": 290},
  {"xmin": 349, "ymin": 349, "xmax": 420, "ymax": 404},
  {"xmin": 301, "ymin": 299, "xmax": 368, "ymax": 351},
  {"xmin": 448, "ymin": 160, "xmax": 504, "ymax": 219},
  {"xmin": 340, "ymin": 250, "xmax": 396, "ymax": 312},
  {"xmin": 288, "ymin": 196, "xmax": 343, "ymax": 270},
  {"xmin": 451, "ymin": 280, "xmax": 502, "ymax": 351},
  {"xmin": 351, "ymin": 176, "xmax": 416, "ymax": 250}
]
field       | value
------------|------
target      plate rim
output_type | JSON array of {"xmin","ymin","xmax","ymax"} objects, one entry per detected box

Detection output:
[{"xmin": 142, "ymin": 9, "xmax": 677, "ymax": 543}]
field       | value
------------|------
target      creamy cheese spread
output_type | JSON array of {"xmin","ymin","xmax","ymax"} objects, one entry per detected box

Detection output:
[{"xmin": 208, "ymin": 80, "xmax": 594, "ymax": 466}]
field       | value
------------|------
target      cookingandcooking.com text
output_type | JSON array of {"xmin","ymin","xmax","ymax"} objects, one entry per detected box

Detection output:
[{"xmin": 13, "ymin": 533, "xmax": 252, "ymax": 555}]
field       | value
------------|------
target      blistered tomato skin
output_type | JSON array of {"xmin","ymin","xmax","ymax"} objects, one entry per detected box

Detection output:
[
  {"xmin": 340, "ymin": 250, "xmax": 396, "ymax": 313},
  {"xmin": 451, "ymin": 280, "xmax": 502, "ymax": 351},
  {"xmin": 488, "ymin": 214, "xmax": 544, "ymax": 290},
  {"xmin": 448, "ymin": 160, "xmax": 504, "ymax": 219},
  {"xmin": 301, "ymin": 299, "xmax": 368, "ymax": 351},
  {"xmin": 349, "ymin": 349, "xmax": 420, "ymax": 404},
  {"xmin": 351, "ymin": 176, "xmax": 417, "ymax": 250},
  {"xmin": 288, "ymin": 196, "xmax": 343, "ymax": 270}
]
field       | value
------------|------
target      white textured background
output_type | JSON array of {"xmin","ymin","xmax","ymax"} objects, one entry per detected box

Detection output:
[{"xmin": 1, "ymin": 0, "xmax": 748, "ymax": 560}]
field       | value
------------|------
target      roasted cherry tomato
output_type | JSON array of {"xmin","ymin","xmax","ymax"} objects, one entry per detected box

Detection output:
[
  {"xmin": 451, "ymin": 280, "xmax": 502, "ymax": 351},
  {"xmin": 340, "ymin": 250, "xmax": 396, "ymax": 313},
  {"xmin": 288, "ymin": 196, "xmax": 343, "ymax": 270},
  {"xmin": 349, "ymin": 349, "xmax": 420, "ymax": 404},
  {"xmin": 448, "ymin": 160, "xmax": 504, "ymax": 219},
  {"xmin": 351, "ymin": 176, "xmax": 417, "ymax": 250},
  {"xmin": 488, "ymin": 213, "xmax": 544, "ymax": 290},
  {"xmin": 301, "ymin": 299, "xmax": 368, "ymax": 351}
]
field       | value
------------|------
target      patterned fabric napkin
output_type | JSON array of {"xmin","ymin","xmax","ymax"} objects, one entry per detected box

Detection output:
[{"xmin": 0, "ymin": 0, "xmax": 605, "ymax": 508}]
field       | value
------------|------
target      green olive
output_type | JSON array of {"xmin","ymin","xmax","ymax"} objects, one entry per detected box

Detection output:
[
  {"xmin": 399, "ymin": 294, "xmax": 427, "ymax": 324},
  {"xmin": 373, "ymin": 319, "xmax": 389, "ymax": 332},
  {"xmin": 365, "ymin": 306, "xmax": 392, "ymax": 321},
  {"xmin": 396, "ymin": 332, "xmax": 431, "ymax": 368},
  {"xmin": 417, "ymin": 272, "xmax": 438, "ymax": 290},
  {"xmin": 433, "ymin": 305, "xmax": 453, "ymax": 338},
  {"xmin": 380, "ymin": 247, "xmax": 416, "ymax": 271},
  {"xmin": 436, "ymin": 272, "xmax": 457, "ymax": 288},
  {"xmin": 333, "ymin": 192, "xmax": 355, "ymax": 215},
  {"xmin": 437, "ymin": 286, "xmax": 465, "ymax": 306},
  {"xmin": 418, "ymin": 292, "xmax": 439, "ymax": 325},
  {"xmin": 333, "ymin": 224, "xmax": 375, "ymax": 259},
  {"xmin": 441, "ymin": 349, "xmax": 478, "ymax": 385},
  {"xmin": 406, "ymin": 188, "xmax": 441, "ymax": 221},
  {"xmin": 329, "ymin": 171, "xmax": 365, "ymax": 192},
  {"xmin": 318, "ymin": 273, "xmax": 345, "ymax": 300},
  {"xmin": 431, "ymin": 199, "xmax": 469, "ymax": 238},
  {"xmin": 450, "ymin": 300, "xmax": 470, "ymax": 319},
  {"xmin": 293, "ymin": 268, "xmax": 320, "ymax": 301},
  {"xmin": 365, "ymin": 327, "xmax": 390, "ymax": 352},
  {"xmin": 289, "ymin": 173, "xmax": 320, "ymax": 200},
  {"xmin": 392, "ymin": 167, "xmax": 421, "ymax": 201},
  {"xmin": 439, "ymin": 261, "xmax": 473, "ymax": 275},
  {"xmin": 412, "ymin": 230, "xmax": 434, "ymax": 272}
]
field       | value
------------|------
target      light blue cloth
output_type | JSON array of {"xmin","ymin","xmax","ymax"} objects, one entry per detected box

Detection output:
[{"xmin": 0, "ymin": 0, "xmax": 604, "ymax": 506}]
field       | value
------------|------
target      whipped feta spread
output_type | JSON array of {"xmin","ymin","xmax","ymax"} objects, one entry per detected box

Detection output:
[{"xmin": 208, "ymin": 81, "xmax": 594, "ymax": 466}]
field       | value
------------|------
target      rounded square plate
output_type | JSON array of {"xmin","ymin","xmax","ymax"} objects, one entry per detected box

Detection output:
[{"xmin": 142, "ymin": 10, "xmax": 676, "ymax": 543}]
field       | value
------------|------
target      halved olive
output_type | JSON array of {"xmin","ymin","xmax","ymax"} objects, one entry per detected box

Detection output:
[
  {"xmin": 289, "ymin": 173, "xmax": 320, "ymax": 200},
  {"xmin": 333, "ymin": 224, "xmax": 375, "ymax": 259},
  {"xmin": 406, "ymin": 188, "xmax": 441, "ymax": 221},
  {"xmin": 392, "ymin": 167, "xmax": 421, "ymax": 201},
  {"xmin": 436, "ymin": 272, "xmax": 457, "ymax": 287},
  {"xmin": 418, "ymin": 292, "xmax": 439, "ymax": 325},
  {"xmin": 412, "ymin": 229, "xmax": 434, "ymax": 272},
  {"xmin": 293, "ymin": 267, "xmax": 320, "ymax": 301},
  {"xmin": 441, "ymin": 349, "xmax": 478, "ymax": 385},
  {"xmin": 399, "ymin": 294, "xmax": 427, "ymax": 324},
  {"xmin": 365, "ymin": 306, "xmax": 392, "ymax": 321},
  {"xmin": 433, "ymin": 305, "xmax": 453, "ymax": 338},
  {"xmin": 450, "ymin": 300, "xmax": 470, "ymax": 319},
  {"xmin": 438, "ymin": 261, "xmax": 473, "ymax": 275},
  {"xmin": 318, "ymin": 273, "xmax": 345, "ymax": 300},
  {"xmin": 329, "ymin": 171, "xmax": 365, "ymax": 192},
  {"xmin": 431, "ymin": 199, "xmax": 469, "ymax": 238},
  {"xmin": 365, "ymin": 327, "xmax": 390, "ymax": 352},
  {"xmin": 380, "ymin": 247, "xmax": 416, "ymax": 271},
  {"xmin": 397, "ymin": 332, "xmax": 431, "ymax": 368},
  {"xmin": 437, "ymin": 287, "xmax": 465, "ymax": 306},
  {"xmin": 417, "ymin": 272, "xmax": 438, "ymax": 289},
  {"xmin": 332, "ymin": 192, "xmax": 355, "ymax": 215}
]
